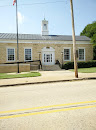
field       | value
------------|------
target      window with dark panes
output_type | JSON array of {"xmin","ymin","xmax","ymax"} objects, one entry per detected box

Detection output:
[
  {"xmin": 7, "ymin": 48, "xmax": 15, "ymax": 61},
  {"xmin": 25, "ymin": 49, "xmax": 32, "ymax": 61},
  {"xmin": 79, "ymin": 49, "xmax": 84, "ymax": 60},
  {"xmin": 43, "ymin": 24, "xmax": 47, "ymax": 30},
  {"xmin": 64, "ymin": 49, "xmax": 70, "ymax": 61}
]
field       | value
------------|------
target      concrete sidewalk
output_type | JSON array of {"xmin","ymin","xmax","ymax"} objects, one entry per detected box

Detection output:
[{"xmin": 0, "ymin": 70, "xmax": 96, "ymax": 87}]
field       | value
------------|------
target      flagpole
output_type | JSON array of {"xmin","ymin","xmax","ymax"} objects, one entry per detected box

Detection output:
[{"xmin": 16, "ymin": 0, "xmax": 19, "ymax": 73}]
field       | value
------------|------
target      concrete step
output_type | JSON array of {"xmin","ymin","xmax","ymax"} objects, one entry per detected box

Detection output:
[{"xmin": 42, "ymin": 65, "xmax": 61, "ymax": 71}]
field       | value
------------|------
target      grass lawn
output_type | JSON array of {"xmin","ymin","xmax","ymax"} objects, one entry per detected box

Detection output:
[
  {"xmin": 0, "ymin": 72, "xmax": 41, "ymax": 79},
  {"xmin": 70, "ymin": 67, "xmax": 96, "ymax": 73}
]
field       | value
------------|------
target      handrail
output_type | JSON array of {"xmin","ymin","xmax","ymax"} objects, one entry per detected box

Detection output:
[{"xmin": 0, "ymin": 60, "xmax": 40, "ymax": 64}]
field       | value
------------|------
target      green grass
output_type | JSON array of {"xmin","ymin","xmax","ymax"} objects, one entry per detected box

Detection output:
[
  {"xmin": 70, "ymin": 67, "xmax": 96, "ymax": 73},
  {"xmin": 0, "ymin": 72, "xmax": 41, "ymax": 79}
]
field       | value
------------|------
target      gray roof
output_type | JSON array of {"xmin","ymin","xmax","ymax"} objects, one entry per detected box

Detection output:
[{"xmin": 0, "ymin": 33, "xmax": 90, "ymax": 41}]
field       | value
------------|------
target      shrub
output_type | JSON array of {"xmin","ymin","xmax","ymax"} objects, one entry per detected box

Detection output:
[
  {"xmin": 93, "ymin": 44, "xmax": 96, "ymax": 60},
  {"xmin": 62, "ymin": 61, "xmax": 96, "ymax": 70},
  {"xmin": 63, "ymin": 62, "xmax": 74, "ymax": 70}
]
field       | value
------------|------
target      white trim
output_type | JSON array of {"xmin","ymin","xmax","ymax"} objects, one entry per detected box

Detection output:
[
  {"xmin": 78, "ymin": 47, "xmax": 85, "ymax": 61},
  {"xmin": 42, "ymin": 47, "xmax": 55, "ymax": 65},
  {"xmin": 24, "ymin": 47, "xmax": 32, "ymax": 61},
  {"xmin": 42, "ymin": 47, "xmax": 55, "ymax": 52},
  {"xmin": 63, "ymin": 47, "xmax": 71, "ymax": 61},
  {"xmin": 0, "ymin": 40, "xmax": 92, "ymax": 44},
  {"xmin": 6, "ymin": 47, "xmax": 15, "ymax": 62},
  {"xmin": 63, "ymin": 47, "xmax": 71, "ymax": 49}
]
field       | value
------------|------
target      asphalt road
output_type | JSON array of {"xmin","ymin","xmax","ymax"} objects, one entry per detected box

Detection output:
[{"xmin": 0, "ymin": 80, "xmax": 96, "ymax": 130}]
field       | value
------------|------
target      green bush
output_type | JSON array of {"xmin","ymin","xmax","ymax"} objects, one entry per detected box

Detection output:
[
  {"xmin": 63, "ymin": 62, "xmax": 74, "ymax": 70},
  {"xmin": 93, "ymin": 44, "xmax": 96, "ymax": 60},
  {"xmin": 62, "ymin": 61, "xmax": 96, "ymax": 70}
]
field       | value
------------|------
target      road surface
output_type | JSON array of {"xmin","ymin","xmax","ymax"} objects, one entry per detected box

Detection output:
[{"xmin": 0, "ymin": 80, "xmax": 96, "ymax": 130}]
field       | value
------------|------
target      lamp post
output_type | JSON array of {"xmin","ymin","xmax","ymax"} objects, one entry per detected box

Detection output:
[
  {"xmin": 38, "ymin": 52, "xmax": 41, "ymax": 60},
  {"xmin": 70, "ymin": 0, "xmax": 78, "ymax": 78},
  {"xmin": 61, "ymin": 52, "xmax": 63, "ymax": 69},
  {"xmin": 38, "ymin": 52, "xmax": 41, "ymax": 69}
]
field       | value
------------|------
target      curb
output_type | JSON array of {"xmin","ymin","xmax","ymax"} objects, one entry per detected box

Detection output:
[{"xmin": 0, "ymin": 77, "xmax": 96, "ymax": 87}]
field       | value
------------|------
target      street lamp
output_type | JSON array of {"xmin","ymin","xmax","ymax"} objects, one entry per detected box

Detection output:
[
  {"xmin": 38, "ymin": 52, "xmax": 41, "ymax": 69},
  {"xmin": 38, "ymin": 52, "xmax": 41, "ymax": 61},
  {"xmin": 61, "ymin": 52, "xmax": 63, "ymax": 69}
]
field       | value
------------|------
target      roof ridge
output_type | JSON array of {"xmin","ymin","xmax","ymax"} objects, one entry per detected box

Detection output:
[{"xmin": 0, "ymin": 33, "xmax": 90, "ymax": 41}]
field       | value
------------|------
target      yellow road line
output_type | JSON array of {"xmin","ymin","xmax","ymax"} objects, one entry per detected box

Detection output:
[
  {"xmin": 0, "ymin": 105, "xmax": 96, "ymax": 120},
  {"xmin": 0, "ymin": 100, "xmax": 96, "ymax": 114}
]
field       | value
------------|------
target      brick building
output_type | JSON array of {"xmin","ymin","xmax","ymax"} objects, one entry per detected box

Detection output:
[{"xmin": 0, "ymin": 19, "xmax": 93, "ymax": 73}]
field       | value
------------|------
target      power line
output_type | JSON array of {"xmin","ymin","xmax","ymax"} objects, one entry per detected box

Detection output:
[
  {"xmin": 0, "ymin": 0, "xmax": 8, "ymax": 1},
  {"xmin": 19, "ymin": 1, "xmax": 66, "ymax": 6},
  {"xmin": 0, "ymin": 1, "xmax": 67, "ymax": 8}
]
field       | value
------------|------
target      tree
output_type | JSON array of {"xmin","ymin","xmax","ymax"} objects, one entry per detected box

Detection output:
[
  {"xmin": 91, "ymin": 33, "xmax": 96, "ymax": 43},
  {"xmin": 93, "ymin": 44, "xmax": 96, "ymax": 60},
  {"xmin": 80, "ymin": 21, "xmax": 96, "ymax": 60},
  {"xmin": 80, "ymin": 21, "xmax": 96, "ymax": 43}
]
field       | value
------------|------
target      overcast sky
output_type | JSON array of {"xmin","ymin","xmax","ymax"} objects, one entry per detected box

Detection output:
[{"xmin": 0, "ymin": 0, "xmax": 96, "ymax": 35}]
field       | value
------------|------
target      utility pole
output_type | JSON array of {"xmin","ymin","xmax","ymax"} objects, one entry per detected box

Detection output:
[
  {"xmin": 16, "ymin": 0, "xmax": 19, "ymax": 73},
  {"xmin": 70, "ymin": 0, "xmax": 78, "ymax": 78}
]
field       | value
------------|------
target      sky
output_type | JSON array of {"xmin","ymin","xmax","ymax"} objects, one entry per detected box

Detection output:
[{"xmin": 0, "ymin": 0, "xmax": 96, "ymax": 35}]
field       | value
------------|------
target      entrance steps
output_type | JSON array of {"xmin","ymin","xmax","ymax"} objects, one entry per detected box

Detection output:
[{"xmin": 42, "ymin": 65, "xmax": 61, "ymax": 71}]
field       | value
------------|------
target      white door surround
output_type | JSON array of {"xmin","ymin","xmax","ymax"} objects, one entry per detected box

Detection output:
[{"xmin": 42, "ymin": 47, "xmax": 55, "ymax": 65}]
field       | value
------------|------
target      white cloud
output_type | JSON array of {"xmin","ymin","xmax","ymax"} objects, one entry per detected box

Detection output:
[{"xmin": 18, "ymin": 12, "xmax": 24, "ymax": 24}]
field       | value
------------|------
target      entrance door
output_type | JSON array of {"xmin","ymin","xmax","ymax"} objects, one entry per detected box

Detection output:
[
  {"xmin": 44, "ymin": 54, "xmax": 53, "ymax": 65},
  {"xmin": 42, "ymin": 47, "xmax": 55, "ymax": 65}
]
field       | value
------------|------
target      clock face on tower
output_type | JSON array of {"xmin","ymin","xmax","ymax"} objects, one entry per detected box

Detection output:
[{"xmin": 43, "ymin": 24, "xmax": 47, "ymax": 30}]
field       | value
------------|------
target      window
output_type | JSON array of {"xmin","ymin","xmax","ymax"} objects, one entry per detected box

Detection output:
[
  {"xmin": 44, "ymin": 54, "xmax": 52, "ymax": 63},
  {"xmin": 64, "ymin": 48, "xmax": 71, "ymax": 61},
  {"xmin": 43, "ymin": 24, "xmax": 47, "ymax": 30},
  {"xmin": 44, "ymin": 54, "xmax": 45, "ymax": 62},
  {"xmin": 51, "ymin": 54, "xmax": 52, "ymax": 62},
  {"xmin": 25, "ymin": 48, "xmax": 32, "ymax": 61},
  {"xmin": 46, "ymin": 54, "xmax": 50, "ymax": 62},
  {"xmin": 7, "ymin": 48, "xmax": 15, "ymax": 61},
  {"xmin": 78, "ymin": 49, "xmax": 85, "ymax": 61}
]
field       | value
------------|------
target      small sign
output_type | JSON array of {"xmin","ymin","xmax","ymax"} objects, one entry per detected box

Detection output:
[
  {"xmin": 46, "ymin": 47, "xmax": 50, "ymax": 49},
  {"xmin": 76, "ymin": 50, "xmax": 78, "ymax": 58}
]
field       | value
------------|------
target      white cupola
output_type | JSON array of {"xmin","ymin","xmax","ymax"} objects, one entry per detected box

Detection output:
[{"xmin": 41, "ymin": 18, "xmax": 49, "ymax": 36}]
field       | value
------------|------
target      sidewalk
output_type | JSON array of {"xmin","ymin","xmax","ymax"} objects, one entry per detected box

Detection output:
[{"xmin": 0, "ymin": 70, "xmax": 96, "ymax": 87}]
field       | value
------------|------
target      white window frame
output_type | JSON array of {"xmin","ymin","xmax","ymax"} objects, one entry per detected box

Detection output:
[
  {"xmin": 7, "ymin": 47, "xmax": 15, "ymax": 62},
  {"xmin": 64, "ymin": 47, "xmax": 71, "ymax": 61},
  {"xmin": 24, "ymin": 47, "xmax": 32, "ymax": 61},
  {"xmin": 78, "ymin": 48, "xmax": 85, "ymax": 61},
  {"xmin": 43, "ymin": 24, "xmax": 47, "ymax": 30}
]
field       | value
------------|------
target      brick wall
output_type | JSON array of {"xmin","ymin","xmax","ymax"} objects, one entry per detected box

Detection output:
[
  {"xmin": 0, "ymin": 64, "xmax": 30, "ymax": 73},
  {"xmin": 0, "ymin": 40, "xmax": 93, "ymax": 72}
]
